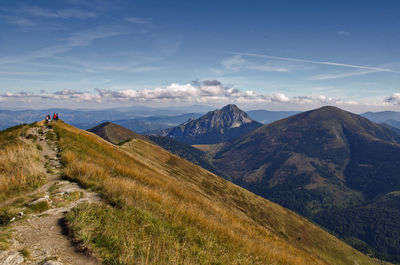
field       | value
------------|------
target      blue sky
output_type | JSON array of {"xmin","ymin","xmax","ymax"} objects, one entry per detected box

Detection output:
[{"xmin": 1, "ymin": 0, "xmax": 400, "ymax": 112}]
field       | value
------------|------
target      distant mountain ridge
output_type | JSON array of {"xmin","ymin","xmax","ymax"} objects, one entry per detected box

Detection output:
[
  {"xmin": 0, "ymin": 108, "xmax": 206, "ymax": 131},
  {"xmin": 209, "ymin": 106, "xmax": 400, "ymax": 262},
  {"xmin": 157, "ymin": 104, "xmax": 263, "ymax": 144},
  {"xmin": 247, "ymin": 109, "xmax": 300, "ymax": 124},
  {"xmin": 361, "ymin": 110, "xmax": 400, "ymax": 130},
  {"xmin": 112, "ymin": 113, "xmax": 203, "ymax": 133},
  {"xmin": 88, "ymin": 122, "xmax": 147, "ymax": 144}
]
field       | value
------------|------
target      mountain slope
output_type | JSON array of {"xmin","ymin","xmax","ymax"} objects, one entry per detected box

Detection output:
[
  {"xmin": 157, "ymin": 104, "xmax": 263, "ymax": 144},
  {"xmin": 88, "ymin": 122, "xmax": 147, "ymax": 144},
  {"xmin": 46, "ymin": 121, "xmax": 377, "ymax": 265},
  {"xmin": 212, "ymin": 106, "xmax": 400, "ymax": 261},
  {"xmin": 147, "ymin": 135, "xmax": 229, "ymax": 179},
  {"xmin": 89, "ymin": 122, "xmax": 228, "ymax": 178}
]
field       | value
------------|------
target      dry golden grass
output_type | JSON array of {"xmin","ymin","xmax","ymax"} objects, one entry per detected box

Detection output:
[
  {"xmin": 0, "ymin": 125, "xmax": 46, "ymax": 201},
  {"xmin": 192, "ymin": 143, "xmax": 224, "ymax": 156},
  {"xmin": 53, "ymin": 121, "xmax": 377, "ymax": 265}
]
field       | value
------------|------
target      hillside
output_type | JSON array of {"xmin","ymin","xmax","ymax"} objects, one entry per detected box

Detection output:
[
  {"xmin": 56, "ymin": 121, "xmax": 377, "ymax": 265},
  {"xmin": 88, "ymin": 122, "xmax": 147, "ymax": 145},
  {"xmin": 88, "ymin": 121, "xmax": 227, "ymax": 179},
  {"xmin": 157, "ymin": 104, "xmax": 263, "ymax": 144},
  {"xmin": 212, "ymin": 105, "xmax": 400, "ymax": 262},
  {"xmin": 0, "ymin": 121, "xmax": 379, "ymax": 264},
  {"xmin": 147, "ymin": 135, "xmax": 229, "ymax": 179}
]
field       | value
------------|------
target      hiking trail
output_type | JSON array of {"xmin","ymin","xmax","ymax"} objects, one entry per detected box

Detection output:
[{"xmin": 0, "ymin": 124, "xmax": 101, "ymax": 265}]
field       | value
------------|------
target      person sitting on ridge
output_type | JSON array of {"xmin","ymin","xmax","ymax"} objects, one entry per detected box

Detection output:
[{"xmin": 45, "ymin": 114, "xmax": 51, "ymax": 124}]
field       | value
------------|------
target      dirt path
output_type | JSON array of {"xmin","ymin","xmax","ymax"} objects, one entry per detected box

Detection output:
[{"xmin": 0, "ymin": 124, "xmax": 101, "ymax": 265}]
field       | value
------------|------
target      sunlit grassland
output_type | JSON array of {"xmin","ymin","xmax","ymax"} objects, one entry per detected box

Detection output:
[
  {"xmin": 53, "ymin": 121, "xmax": 377, "ymax": 265},
  {"xmin": 0, "ymin": 124, "xmax": 46, "ymax": 202}
]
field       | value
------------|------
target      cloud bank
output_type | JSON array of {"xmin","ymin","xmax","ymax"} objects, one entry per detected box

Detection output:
[{"xmin": 0, "ymin": 80, "xmax": 362, "ymax": 106}]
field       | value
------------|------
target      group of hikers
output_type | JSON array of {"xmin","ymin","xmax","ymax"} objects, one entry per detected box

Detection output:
[{"xmin": 45, "ymin": 113, "xmax": 59, "ymax": 124}]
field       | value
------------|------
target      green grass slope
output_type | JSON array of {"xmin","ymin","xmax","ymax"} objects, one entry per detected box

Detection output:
[{"xmin": 50, "ymin": 121, "xmax": 376, "ymax": 265}]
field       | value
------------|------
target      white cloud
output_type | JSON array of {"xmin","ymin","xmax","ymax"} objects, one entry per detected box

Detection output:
[
  {"xmin": 221, "ymin": 55, "xmax": 247, "ymax": 71},
  {"xmin": 271, "ymin": 93, "xmax": 290, "ymax": 102},
  {"xmin": 125, "ymin": 17, "xmax": 151, "ymax": 24},
  {"xmin": 0, "ymin": 25, "xmax": 128, "ymax": 65},
  {"xmin": 0, "ymin": 15, "xmax": 37, "ymax": 26},
  {"xmin": 65, "ymin": 25, "xmax": 125, "ymax": 47},
  {"xmin": 309, "ymin": 69, "xmax": 379, "ymax": 80},
  {"xmin": 385, "ymin": 93, "xmax": 400, "ymax": 105},
  {"xmin": 40, "ymin": 89, "xmax": 102, "ymax": 102},
  {"xmin": 248, "ymin": 64, "xmax": 289, "ymax": 72},
  {"xmin": 0, "ymin": 80, "xmax": 362, "ymax": 107},
  {"xmin": 336, "ymin": 30, "xmax": 350, "ymax": 36},
  {"xmin": 218, "ymin": 55, "xmax": 291, "ymax": 74},
  {"xmin": 22, "ymin": 6, "xmax": 97, "ymax": 19}
]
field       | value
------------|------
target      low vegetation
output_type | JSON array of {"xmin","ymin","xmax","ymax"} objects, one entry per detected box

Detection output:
[
  {"xmin": 19, "ymin": 247, "xmax": 31, "ymax": 259},
  {"xmin": 28, "ymin": 200, "xmax": 50, "ymax": 213},
  {"xmin": 212, "ymin": 106, "xmax": 400, "ymax": 262},
  {"xmin": 51, "ymin": 121, "xmax": 376, "ymax": 265},
  {"xmin": 0, "ymin": 124, "xmax": 46, "ymax": 201},
  {"xmin": 146, "ymin": 135, "xmax": 228, "ymax": 179}
]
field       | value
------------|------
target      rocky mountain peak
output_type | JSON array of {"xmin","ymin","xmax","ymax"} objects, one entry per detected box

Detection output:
[
  {"xmin": 210, "ymin": 104, "xmax": 253, "ymax": 128},
  {"xmin": 220, "ymin": 104, "xmax": 240, "ymax": 112},
  {"xmin": 158, "ymin": 104, "xmax": 263, "ymax": 144}
]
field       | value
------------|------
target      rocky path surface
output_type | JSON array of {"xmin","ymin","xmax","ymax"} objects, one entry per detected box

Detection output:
[{"xmin": 0, "ymin": 124, "xmax": 100, "ymax": 265}]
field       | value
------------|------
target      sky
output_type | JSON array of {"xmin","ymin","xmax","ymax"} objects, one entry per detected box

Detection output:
[{"xmin": 1, "ymin": 0, "xmax": 400, "ymax": 112}]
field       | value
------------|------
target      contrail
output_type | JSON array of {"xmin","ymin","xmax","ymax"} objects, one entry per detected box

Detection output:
[{"xmin": 228, "ymin": 52, "xmax": 400, "ymax": 73}]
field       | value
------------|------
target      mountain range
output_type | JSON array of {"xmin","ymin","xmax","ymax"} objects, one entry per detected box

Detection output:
[
  {"xmin": 0, "ymin": 108, "xmax": 204, "ymax": 131},
  {"xmin": 361, "ymin": 111, "xmax": 400, "ymax": 129},
  {"xmin": 4, "ymin": 104, "xmax": 400, "ymax": 263},
  {"xmin": 111, "ymin": 113, "xmax": 203, "ymax": 133},
  {"xmin": 0, "ymin": 120, "xmax": 377, "ymax": 264},
  {"xmin": 206, "ymin": 106, "xmax": 400, "ymax": 262},
  {"xmin": 85, "ymin": 104, "xmax": 400, "ymax": 261},
  {"xmin": 156, "ymin": 104, "xmax": 263, "ymax": 144},
  {"xmin": 3, "ymin": 107, "xmax": 400, "ymax": 132}
]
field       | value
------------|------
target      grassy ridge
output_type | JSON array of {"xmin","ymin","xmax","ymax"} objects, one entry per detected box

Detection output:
[
  {"xmin": 88, "ymin": 122, "xmax": 148, "ymax": 145},
  {"xmin": 0, "ymin": 124, "xmax": 46, "ymax": 201},
  {"xmin": 53, "ymin": 121, "xmax": 376, "ymax": 265}
]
